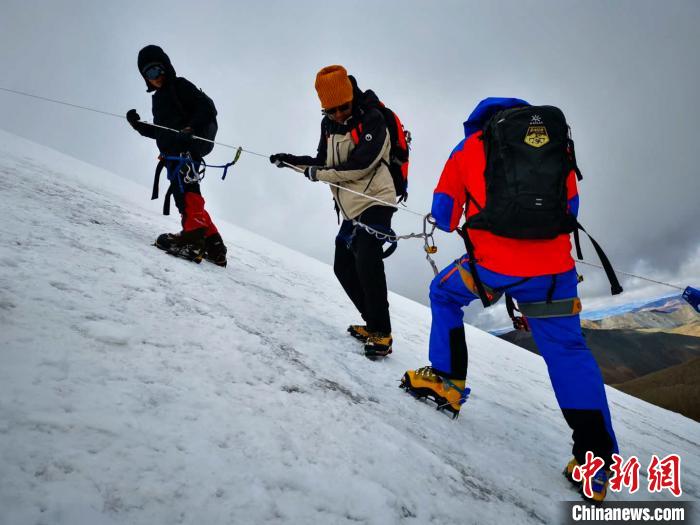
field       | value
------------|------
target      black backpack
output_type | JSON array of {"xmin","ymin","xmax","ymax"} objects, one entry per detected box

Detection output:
[
  {"xmin": 467, "ymin": 105, "xmax": 579, "ymax": 239},
  {"xmin": 347, "ymin": 76, "xmax": 412, "ymax": 203},
  {"xmin": 378, "ymin": 104, "xmax": 411, "ymax": 202},
  {"xmin": 459, "ymin": 105, "xmax": 622, "ymax": 309}
]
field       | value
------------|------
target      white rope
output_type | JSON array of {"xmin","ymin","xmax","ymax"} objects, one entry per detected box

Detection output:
[
  {"xmin": 280, "ymin": 161, "xmax": 425, "ymax": 216},
  {"xmin": 7, "ymin": 85, "xmax": 687, "ymax": 291},
  {"xmin": 575, "ymin": 259, "xmax": 684, "ymax": 291},
  {"xmin": 0, "ymin": 86, "xmax": 421, "ymax": 216}
]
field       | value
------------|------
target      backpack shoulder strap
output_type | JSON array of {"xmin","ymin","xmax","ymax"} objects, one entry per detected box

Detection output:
[
  {"xmin": 456, "ymin": 224, "xmax": 492, "ymax": 307},
  {"xmin": 576, "ymin": 221, "xmax": 623, "ymax": 295}
]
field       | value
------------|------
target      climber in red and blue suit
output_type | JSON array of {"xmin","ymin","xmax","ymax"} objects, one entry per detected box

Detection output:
[{"xmin": 404, "ymin": 97, "xmax": 618, "ymax": 500}]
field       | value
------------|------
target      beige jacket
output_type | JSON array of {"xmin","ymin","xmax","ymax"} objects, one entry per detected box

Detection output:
[{"xmin": 297, "ymin": 106, "xmax": 397, "ymax": 220}]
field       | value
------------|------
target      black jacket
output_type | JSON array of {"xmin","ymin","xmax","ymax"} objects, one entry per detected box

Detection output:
[{"xmin": 133, "ymin": 45, "xmax": 218, "ymax": 157}]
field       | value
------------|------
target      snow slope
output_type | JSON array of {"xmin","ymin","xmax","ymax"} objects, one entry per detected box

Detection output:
[{"xmin": 0, "ymin": 129, "xmax": 698, "ymax": 524}]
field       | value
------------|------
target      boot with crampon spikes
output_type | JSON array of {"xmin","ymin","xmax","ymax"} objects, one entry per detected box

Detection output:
[
  {"xmin": 155, "ymin": 230, "xmax": 205, "ymax": 264},
  {"xmin": 400, "ymin": 366, "xmax": 470, "ymax": 419},
  {"xmin": 347, "ymin": 324, "xmax": 370, "ymax": 343}
]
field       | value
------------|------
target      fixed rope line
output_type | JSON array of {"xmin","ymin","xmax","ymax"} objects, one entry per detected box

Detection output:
[
  {"xmin": 0, "ymin": 85, "xmax": 262, "ymax": 155},
  {"xmin": 8, "ymin": 85, "xmax": 685, "ymax": 290},
  {"xmin": 0, "ymin": 86, "xmax": 420, "ymax": 215},
  {"xmin": 575, "ymin": 259, "xmax": 684, "ymax": 291},
  {"xmin": 280, "ymin": 160, "xmax": 425, "ymax": 217},
  {"xmin": 0, "ymin": 86, "xmax": 125, "ymax": 119},
  {"xmin": 1, "ymin": 85, "xmax": 439, "ymax": 270}
]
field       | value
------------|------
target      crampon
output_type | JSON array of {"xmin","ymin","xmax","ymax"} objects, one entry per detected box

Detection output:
[{"xmin": 399, "ymin": 367, "xmax": 470, "ymax": 419}]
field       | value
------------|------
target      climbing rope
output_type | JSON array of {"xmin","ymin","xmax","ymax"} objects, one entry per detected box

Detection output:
[
  {"xmin": 0, "ymin": 85, "xmax": 439, "ymax": 271},
  {"xmin": 574, "ymin": 260, "xmax": 685, "ymax": 291},
  {"xmin": 0, "ymin": 86, "xmax": 421, "ymax": 212},
  {"xmin": 2, "ymin": 85, "xmax": 696, "ymax": 300},
  {"xmin": 0, "ymin": 86, "xmax": 262, "ymax": 157}
]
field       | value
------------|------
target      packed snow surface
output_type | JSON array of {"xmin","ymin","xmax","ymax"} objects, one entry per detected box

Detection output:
[{"xmin": 0, "ymin": 129, "xmax": 698, "ymax": 524}]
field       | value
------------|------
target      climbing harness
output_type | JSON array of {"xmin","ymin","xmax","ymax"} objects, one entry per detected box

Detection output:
[
  {"xmin": 151, "ymin": 149, "xmax": 242, "ymax": 215},
  {"xmin": 161, "ymin": 147, "xmax": 242, "ymax": 184}
]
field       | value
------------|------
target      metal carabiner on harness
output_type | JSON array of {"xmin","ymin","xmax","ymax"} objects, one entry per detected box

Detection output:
[
  {"xmin": 423, "ymin": 214, "xmax": 438, "ymax": 255},
  {"xmin": 423, "ymin": 214, "xmax": 439, "ymax": 276},
  {"xmin": 180, "ymin": 152, "xmax": 206, "ymax": 184}
]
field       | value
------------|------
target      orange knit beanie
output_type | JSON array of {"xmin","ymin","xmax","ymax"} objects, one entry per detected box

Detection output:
[{"xmin": 314, "ymin": 65, "xmax": 353, "ymax": 109}]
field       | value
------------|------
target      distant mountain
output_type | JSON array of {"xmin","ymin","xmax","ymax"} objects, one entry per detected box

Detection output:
[
  {"xmin": 613, "ymin": 357, "xmax": 700, "ymax": 422},
  {"xmin": 580, "ymin": 294, "xmax": 681, "ymax": 321},
  {"xmin": 500, "ymin": 296, "xmax": 700, "ymax": 420},
  {"xmin": 582, "ymin": 299, "xmax": 697, "ymax": 331},
  {"xmin": 639, "ymin": 321, "xmax": 700, "ymax": 338}
]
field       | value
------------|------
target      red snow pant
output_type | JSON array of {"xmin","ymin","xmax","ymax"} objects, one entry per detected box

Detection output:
[{"xmin": 171, "ymin": 185, "xmax": 219, "ymax": 237}]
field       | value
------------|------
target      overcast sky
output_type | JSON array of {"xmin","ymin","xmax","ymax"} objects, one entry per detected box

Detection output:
[{"xmin": 1, "ymin": 0, "xmax": 698, "ymax": 330}]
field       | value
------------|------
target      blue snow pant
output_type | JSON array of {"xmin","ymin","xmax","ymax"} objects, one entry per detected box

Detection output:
[{"xmin": 429, "ymin": 256, "xmax": 619, "ymax": 466}]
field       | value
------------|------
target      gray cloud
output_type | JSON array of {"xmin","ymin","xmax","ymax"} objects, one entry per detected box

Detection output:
[{"xmin": 1, "ymin": 0, "xmax": 698, "ymax": 330}]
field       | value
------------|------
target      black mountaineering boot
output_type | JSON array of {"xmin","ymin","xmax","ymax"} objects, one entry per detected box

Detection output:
[
  {"xmin": 204, "ymin": 232, "xmax": 228, "ymax": 267},
  {"xmin": 155, "ymin": 229, "xmax": 205, "ymax": 264},
  {"xmin": 155, "ymin": 232, "xmax": 181, "ymax": 252}
]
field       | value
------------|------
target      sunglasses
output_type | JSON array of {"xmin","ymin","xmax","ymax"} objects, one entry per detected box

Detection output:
[
  {"xmin": 323, "ymin": 102, "xmax": 351, "ymax": 116},
  {"xmin": 144, "ymin": 65, "xmax": 165, "ymax": 80}
]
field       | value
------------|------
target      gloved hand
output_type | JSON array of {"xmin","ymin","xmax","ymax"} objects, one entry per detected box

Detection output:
[
  {"xmin": 269, "ymin": 153, "xmax": 294, "ymax": 168},
  {"xmin": 126, "ymin": 109, "xmax": 140, "ymax": 126},
  {"xmin": 304, "ymin": 166, "xmax": 319, "ymax": 181},
  {"xmin": 177, "ymin": 127, "xmax": 194, "ymax": 147}
]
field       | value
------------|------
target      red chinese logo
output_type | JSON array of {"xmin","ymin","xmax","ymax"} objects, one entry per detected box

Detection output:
[
  {"xmin": 648, "ymin": 454, "xmax": 682, "ymax": 497},
  {"xmin": 571, "ymin": 451, "xmax": 606, "ymax": 499},
  {"xmin": 608, "ymin": 454, "xmax": 641, "ymax": 493}
]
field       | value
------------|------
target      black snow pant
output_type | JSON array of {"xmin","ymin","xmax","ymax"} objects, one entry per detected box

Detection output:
[{"xmin": 333, "ymin": 205, "xmax": 394, "ymax": 334}]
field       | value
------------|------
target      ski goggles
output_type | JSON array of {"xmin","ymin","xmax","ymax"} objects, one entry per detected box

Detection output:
[
  {"xmin": 143, "ymin": 65, "xmax": 166, "ymax": 80},
  {"xmin": 323, "ymin": 102, "xmax": 351, "ymax": 116}
]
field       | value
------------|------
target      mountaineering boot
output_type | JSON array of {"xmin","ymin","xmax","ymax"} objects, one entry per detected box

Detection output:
[
  {"xmin": 348, "ymin": 324, "xmax": 370, "ymax": 343},
  {"xmin": 400, "ymin": 366, "xmax": 470, "ymax": 418},
  {"xmin": 155, "ymin": 232, "xmax": 181, "ymax": 251},
  {"xmin": 563, "ymin": 457, "xmax": 609, "ymax": 503},
  {"xmin": 155, "ymin": 229, "xmax": 205, "ymax": 264},
  {"xmin": 364, "ymin": 333, "xmax": 393, "ymax": 359},
  {"xmin": 204, "ymin": 232, "xmax": 228, "ymax": 267}
]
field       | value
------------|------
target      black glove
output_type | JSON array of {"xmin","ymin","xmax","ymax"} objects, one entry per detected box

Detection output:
[
  {"xmin": 126, "ymin": 109, "xmax": 140, "ymax": 126},
  {"xmin": 176, "ymin": 127, "xmax": 194, "ymax": 147},
  {"xmin": 304, "ymin": 166, "xmax": 319, "ymax": 181},
  {"xmin": 269, "ymin": 153, "xmax": 294, "ymax": 168}
]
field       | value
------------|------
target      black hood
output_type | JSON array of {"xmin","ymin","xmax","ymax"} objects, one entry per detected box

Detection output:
[
  {"xmin": 137, "ymin": 45, "xmax": 177, "ymax": 92},
  {"xmin": 348, "ymin": 75, "xmax": 381, "ymax": 110}
]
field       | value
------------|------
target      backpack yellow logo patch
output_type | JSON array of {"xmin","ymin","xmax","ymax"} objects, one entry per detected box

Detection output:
[
  {"xmin": 524, "ymin": 125, "xmax": 550, "ymax": 148},
  {"xmin": 524, "ymin": 115, "xmax": 549, "ymax": 148}
]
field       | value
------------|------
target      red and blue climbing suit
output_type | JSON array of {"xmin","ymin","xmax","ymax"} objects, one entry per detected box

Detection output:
[{"xmin": 429, "ymin": 97, "xmax": 619, "ymax": 467}]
